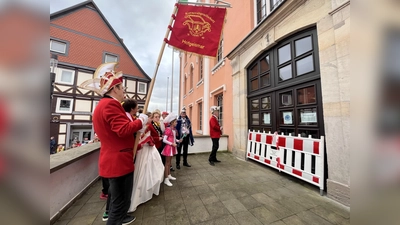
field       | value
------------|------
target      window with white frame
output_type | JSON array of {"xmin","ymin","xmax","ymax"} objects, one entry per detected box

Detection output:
[
  {"xmin": 56, "ymin": 68, "xmax": 74, "ymax": 85},
  {"xmin": 92, "ymin": 100, "xmax": 99, "ymax": 113},
  {"xmin": 138, "ymin": 82, "xmax": 147, "ymax": 94},
  {"xmin": 198, "ymin": 102, "xmax": 203, "ymax": 130},
  {"xmin": 56, "ymin": 98, "xmax": 73, "ymax": 113},
  {"xmin": 50, "ymin": 40, "xmax": 67, "ymax": 54},
  {"xmin": 199, "ymin": 56, "xmax": 203, "ymax": 80},
  {"xmin": 256, "ymin": 0, "xmax": 267, "ymax": 24},
  {"xmin": 104, "ymin": 53, "xmax": 118, "ymax": 63},
  {"xmin": 217, "ymin": 37, "xmax": 223, "ymax": 62}
]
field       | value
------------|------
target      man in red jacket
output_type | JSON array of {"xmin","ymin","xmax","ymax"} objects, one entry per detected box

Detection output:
[
  {"xmin": 90, "ymin": 71, "xmax": 148, "ymax": 225},
  {"xmin": 209, "ymin": 106, "xmax": 222, "ymax": 166}
]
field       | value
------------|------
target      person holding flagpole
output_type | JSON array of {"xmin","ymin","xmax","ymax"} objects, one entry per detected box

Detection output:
[{"xmin": 79, "ymin": 63, "xmax": 148, "ymax": 225}]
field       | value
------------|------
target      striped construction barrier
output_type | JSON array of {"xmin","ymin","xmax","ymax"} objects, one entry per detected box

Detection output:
[{"xmin": 246, "ymin": 130, "xmax": 325, "ymax": 195}]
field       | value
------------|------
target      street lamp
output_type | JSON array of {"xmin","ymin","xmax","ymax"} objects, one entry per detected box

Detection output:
[{"xmin": 50, "ymin": 54, "xmax": 58, "ymax": 105}]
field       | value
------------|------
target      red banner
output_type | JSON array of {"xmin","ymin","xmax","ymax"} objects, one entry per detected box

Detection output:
[{"xmin": 167, "ymin": 4, "xmax": 226, "ymax": 57}]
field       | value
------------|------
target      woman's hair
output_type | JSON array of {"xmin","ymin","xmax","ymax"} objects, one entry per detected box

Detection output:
[
  {"xmin": 152, "ymin": 111, "xmax": 160, "ymax": 118},
  {"xmin": 146, "ymin": 111, "xmax": 152, "ymax": 118},
  {"xmin": 122, "ymin": 99, "xmax": 138, "ymax": 112}
]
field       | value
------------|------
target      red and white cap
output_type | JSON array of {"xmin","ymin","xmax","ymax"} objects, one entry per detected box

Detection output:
[{"xmin": 79, "ymin": 62, "xmax": 123, "ymax": 96}]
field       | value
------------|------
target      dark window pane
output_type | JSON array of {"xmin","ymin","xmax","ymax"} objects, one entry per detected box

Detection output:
[
  {"xmin": 278, "ymin": 44, "xmax": 291, "ymax": 64},
  {"xmin": 297, "ymin": 86, "xmax": 316, "ymax": 105},
  {"xmin": 250, "ymin": 64, "xmax": 258, "ymax": 78},
  {"xmin": 279, "ymin": 64, "xmax": 292, "ymax": 81},
  {"xmin": 298, "ymin": 129, "xmax": 319, "ymax": 139},
  {"xmin": 299, "ymin": 108, "xmax": 318, "ymax": 125},
  {"xmin": 295, "ymin": 36, "xmax": 312, "ymax": 57},
  {"xmin": 251, "ymin": 79, "xmax": 258, "ymax": 91},
  {"xmin": 252, "ymin": 113, "xmax": 260, "ymax": 125},
  {"xmin": 280, "ymin": 91, "xmax": 293, "ymax": 107},
  {"xmin": 260, "ymin": 73, "xmax": 270, "ymax": 87},
  {"xmin": 251, "ymin": 99, "xmax": 259, "ymax": 110},
  {"xmin": 279, "ymin": 128, "xmax": 295, "ymax": 136},
  {"xmin": 260, "ymin": 55, "xmax": 270, "ymax": 72},
  {"xmin": 280, "ymin": 111, "xmax": 294, "ymax": 125},
  {"xmin": 261, "ymin": 96, "xmax": 271, "ymax": 109},
  {"xmin": 296, "ymin": 55, "xmax": 314, "ymax": 76},
  {"xmin": 262, "ymin": 112, "xmax": 271, "ymax": 125}
]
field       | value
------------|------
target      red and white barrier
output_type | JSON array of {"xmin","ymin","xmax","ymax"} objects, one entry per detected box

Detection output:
[{"xmin": 246, "ymin": 130, "xmax": 325, "ymax": 195}]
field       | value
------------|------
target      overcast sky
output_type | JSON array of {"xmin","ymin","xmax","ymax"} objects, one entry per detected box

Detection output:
[{"xmin": 50, "ymin": 0, "xmax": 194, "ymax": 113}]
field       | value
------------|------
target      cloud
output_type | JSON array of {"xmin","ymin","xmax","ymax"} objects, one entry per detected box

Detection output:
[{"xmin": 50, "ymin": 0, "xmax": 181, "ymax": 113}]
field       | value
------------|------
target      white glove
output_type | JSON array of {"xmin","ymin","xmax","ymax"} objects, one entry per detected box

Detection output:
[
  {"xmin": 138, "ymin": 113, "xmax": 148, "ymax": 126},
  {"xmin": 139, "ymin": 125, "xmax": 147, "ymax": 134}
]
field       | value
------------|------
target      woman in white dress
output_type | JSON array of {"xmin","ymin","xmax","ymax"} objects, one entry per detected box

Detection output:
[{"xmin": 127, "ymin": 112, "xmax": 164, "ymax": 213}]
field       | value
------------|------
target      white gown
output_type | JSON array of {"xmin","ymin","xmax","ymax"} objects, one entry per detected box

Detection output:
[{"xmin": 128, "ymin": 142, "xmax": 164, "ymax": 212}]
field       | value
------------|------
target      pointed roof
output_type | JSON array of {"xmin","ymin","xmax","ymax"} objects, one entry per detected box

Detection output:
[{"xmin": 51, "ymin": 0, "xmax": 151, "ymax": 81}]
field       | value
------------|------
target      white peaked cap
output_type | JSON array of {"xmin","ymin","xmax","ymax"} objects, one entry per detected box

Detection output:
[
  {"xmin": 164, "ymin": 112, "xmax": 178, "ymax": 124},
  {"xmin": 210, "ymin": 106, "xmax": 220, "ymax": 113}
]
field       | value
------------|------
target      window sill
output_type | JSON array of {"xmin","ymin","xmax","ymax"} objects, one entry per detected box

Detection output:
[
  {"xmin": 196, "ymin": 79, "xmax": 204, "ymax": 87},
  {"xmin": 188, "ymin": 89, "xmax": 194, "ymax": 95},
  {"xmin": 196, "ymin": 130, "xmax": 203, "ymax": 135},
  {"xmin": 211, "ymin": 59, "xmax": 225, "ymax": 74},
  {"xmin": 183, "ymin": 94, "xmax": 187, "ymax": 99},
  {"xmin": 56, "ymin": 81, "xmax": 74, "ymax": 86}
]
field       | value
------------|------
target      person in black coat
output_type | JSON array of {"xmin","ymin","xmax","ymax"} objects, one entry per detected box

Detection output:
[{"xmin": 175, "ymin": 107, "xmax": 194, "ymax": 169}]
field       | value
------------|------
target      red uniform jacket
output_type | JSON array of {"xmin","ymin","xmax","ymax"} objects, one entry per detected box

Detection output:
[
  {"xmin": 209, "ymin": 115, "xmax": 222, "ymax": 138},
  {"xmin": 93, "ymin": 97, "xmax": 143, "ymax": 178},
  {"xmin": 150, "ymin": 121, "xmax": 163, "ymax": 149}
]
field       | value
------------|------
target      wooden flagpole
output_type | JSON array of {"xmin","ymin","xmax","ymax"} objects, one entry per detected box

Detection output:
[{"xmin": 132, "ymin": 4, "xmax": 179, "ymax": 160}]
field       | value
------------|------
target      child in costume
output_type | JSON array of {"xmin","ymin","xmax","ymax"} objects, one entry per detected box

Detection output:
[{"xmin": 161, "ymin": 113, "xmax": 181, "ymax": 186}]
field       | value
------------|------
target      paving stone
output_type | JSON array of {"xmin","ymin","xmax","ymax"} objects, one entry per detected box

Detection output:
[
  {"xmin": 166, "ymin": 209, "xmax": 190, "ymax": 225},
  {"xmin": 59, "ymin": 204, "xmax": 84, "ymax": 220},
  {"xmin": 320, "ymin": 201, "xmax": 350, "ymax": 219},
  {"xmin": 249, "ymin": 206, "xmax": 279, "ymax": 224},
  {"xmin": 222, "ymin": 198, "xmax": 247, "ymax": 214},
  {"xmin": 265, "ymin": 187, "xmax": 297, "ymax": 201},
  {"xmin": 165, "ymin": 198, "xmax": 185, "ymax": 213},
  {"xmin": 310, "ymin": 205, "xmax": 347, "ymax": 224},
  {"xmin": 277, "ymin": 198, "xmax": 308, "ymax": 214},
  {"xmin": 187, "ymin": 204, "xmax": 212, "ymax": 224},
  {"xmin": 269, "ymin": 220, "xmax": 286, "ymax": 225},
  {"xmin": 66, "ymin": 214, "xmax": 96, "ymax": 225},
  {"xmin": 183, "ymin": 195, "xmax": 203, "ymax": 209},
  {"xmin": 194, "ymin": 184, "xmax": 212, "ymax": 194},
  {"xmin": 251, "ymin": 193, "xmax": 275, "ymax": 205},
  {"xmin": 180, "ymin": 186, "xmax": 198, "ymax": 197},
  {"xmin": 74, "ymin": 202, "xmax": 104, "ymax": 218},
  {"xmin": 196, "ymin": 215, "xmax": 240, "ymax": 225},
  {"xmin": 205, "ymin": 201, "xmax": 231, "ymax": 219},
  {"xmin": 143, "ymin": 202, "xmax": 165, "ymax": 218},
  {"xmin": 237, "ymin": 195, "xmax": 264, "ymax": 210},
  {"xmin": 74, "ymin": 193, "xmax": 92, "ymax": 205},
  {"xmin": 164, "ymin": 190, "xmax": 181, "ymax": 201},
  {"xmin": 191, "ymin": 179, "xmax": 207, "ymax": 186},
  {"xmin": 214, "ymin": 190, "xmax": 236, "ymax": 201},
  {"xmin": 142, "ymin": 214, "xmax": 166, "ymax": 225},
  {"xmin": 282, "ymin": 215, "xmax": 308, "ymax": 225},
  {"xmin": 199, "ymin": 193, "xmax": 220, "ymax": 205},
  {"xmin": 53, "ymin": 219, "xmax": 69, "ymax": 225},
  {"xmin": 262, "ymin": 200, "xmax": 295, "ymax": 220},
  {"xmin": 296, "ymin": 210, "xmax": 334, "ymax": 225},
  {"xmin": 232, "ymin": 211, "xmax": 263, "ymax": 225}
]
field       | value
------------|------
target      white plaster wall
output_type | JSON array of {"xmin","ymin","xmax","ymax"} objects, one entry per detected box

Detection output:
[
  {"xmin": 75, "ymin": 99, "xmax": 91, "ymax": 112},
  {"xmin": 50, "ymin": 150, "xmax": 99, "ymax": 219},
  {"xmin": 189, "ymin": 136, "xmax": 228, "ymax": 154}
]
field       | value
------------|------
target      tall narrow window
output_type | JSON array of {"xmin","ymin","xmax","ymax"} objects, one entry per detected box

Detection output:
[
  {"xmin": 217, "ymin": 37, "xmax": 223, "ymax": 62},
  {"xmin": 216, "ymin": 94, "xmax": 223, "ymax": 127},
  {"xmin": 199, "ymin": 57, "xmax": 203, "ymax": 80},
  {"xmin": 256, "ymin": 0, "xmax": 267, "ymax": 23},
  {"xmin": 198, "ymin": 102, "xmax": 203, "ymax": 130},
  {"xmin": 190, "ymin": 66, "xmax": 194, "ymax": 90},
  {"xmin": 184, "ymin": 76, "xmax": 187, "ymax": 94},
  {"xmin": 189, "ymin": 106, "xmax": 193, "ymax": 121}
]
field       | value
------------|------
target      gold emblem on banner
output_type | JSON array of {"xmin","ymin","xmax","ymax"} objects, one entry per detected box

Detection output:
[{"xmin": 183, "ymin": 13, "xmax": 211, "ymax": 37}]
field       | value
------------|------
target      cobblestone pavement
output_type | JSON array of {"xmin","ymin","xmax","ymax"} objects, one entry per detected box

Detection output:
[{"xmin": 54, "ymin": 152, "xmax": 350, "ymax": 225}]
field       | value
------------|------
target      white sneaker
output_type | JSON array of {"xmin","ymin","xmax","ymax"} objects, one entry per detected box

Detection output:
[
  {"xmin": 164, "ymin": 178, "xmax": 173, "ymax": 186},
  {"xmin": 168, "ymin": 174, "xmax": 176, "ymax": 180}
]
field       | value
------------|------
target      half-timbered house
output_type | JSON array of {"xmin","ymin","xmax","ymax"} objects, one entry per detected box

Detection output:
[{"xmin": 50, "ymin": 0, "xmax": 150, "ymax": 148}]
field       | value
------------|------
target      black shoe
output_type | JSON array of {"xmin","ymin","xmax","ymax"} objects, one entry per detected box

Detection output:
[
  {"xmin": 214, "ymin": 159, "xmax": 221, "ymax": 163},
  {"xmin": 209, "ymin": 160, "xmax": 215, "ymax": 166},
  {"xmin": 122, "ymin": 215, "xmax": 136, "ymax": 225},
  {"xmin": 170, "ymin": 166, "xmax": 175, "ymax": 171},
  {"xmin": 183, "ymin": 162, "xmax": 191, "ymax": 167},
  {"xmin": 176, "ymin": 164, "xmax": 181, "ymax": 169}
]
